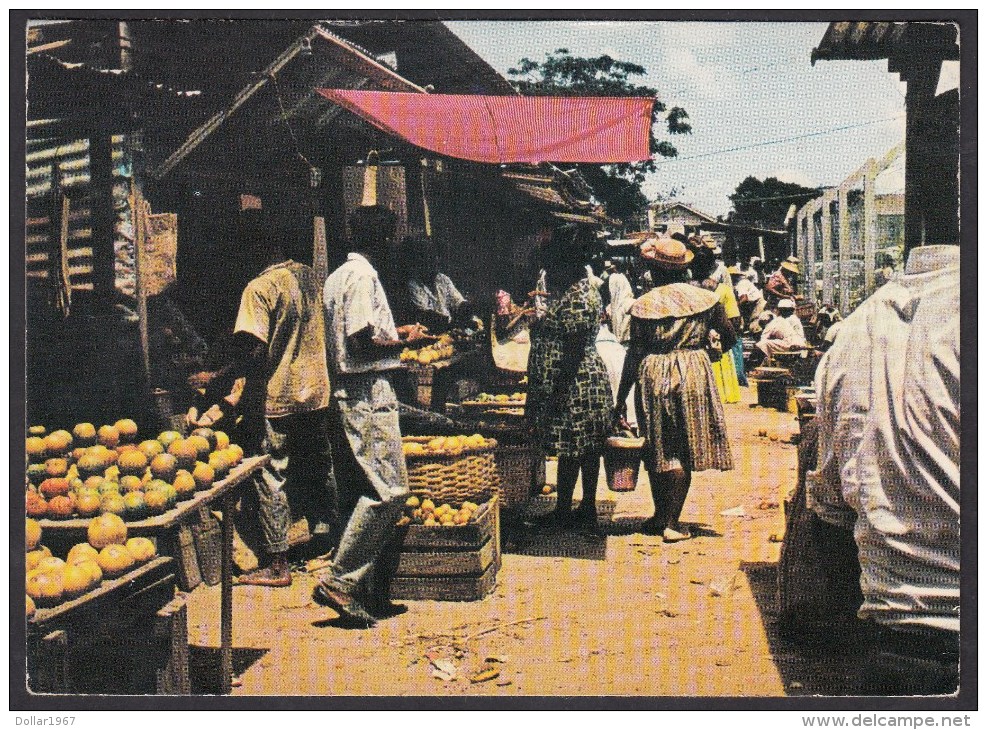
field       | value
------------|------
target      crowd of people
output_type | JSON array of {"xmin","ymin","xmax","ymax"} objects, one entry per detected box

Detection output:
[{"xmin": 181, "ymin": 205, "xmax": 960, "ymax": 694}]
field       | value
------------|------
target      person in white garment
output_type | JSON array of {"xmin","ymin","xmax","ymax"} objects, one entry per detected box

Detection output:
[
  {"xmin": 806, "ymin": 244, "xmax": 960, "ymax": 695},
  {"xmin": 606, "ymin": 258, "xmax": 635, "ymax": 345},
  {"xmin": 753, "ymin": 299, "xmax": 807, "ymax": 364}
]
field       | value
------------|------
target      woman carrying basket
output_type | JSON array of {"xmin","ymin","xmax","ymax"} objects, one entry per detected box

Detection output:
[
  {"xmin": 614, "ymin": 236, "xmax": 736, "ymax": 542},
  {"xmin": 525, "ymin": 226, "xmax": 613, "ymax": 532}
]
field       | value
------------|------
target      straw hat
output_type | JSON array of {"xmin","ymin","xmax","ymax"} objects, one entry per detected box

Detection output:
[
  {"xmin": 780, "ymin": 261, "xmax": 800, "ymax": 274},
  {"xmin": 727, "ymin": 265, "xmax": 743, "ymax": 276},
  {"xmin": 640, "ymin": 236, "xmax": 694, "ymax": 270}
]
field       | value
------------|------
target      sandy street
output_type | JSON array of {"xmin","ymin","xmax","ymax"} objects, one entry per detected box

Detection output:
[{"xmin": 186, "ymin": 388, "xmax": 835, "ymax": 697}]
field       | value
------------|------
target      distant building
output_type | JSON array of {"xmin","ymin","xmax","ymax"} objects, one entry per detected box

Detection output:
[{"xmin": 647, "ymin": 202, "xmax": 726, "ymax": 248}]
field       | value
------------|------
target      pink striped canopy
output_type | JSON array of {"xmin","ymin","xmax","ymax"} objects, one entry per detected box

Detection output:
[{"xmin": 317, "ymin": 89, "xmax": 654, "ymax": 164}]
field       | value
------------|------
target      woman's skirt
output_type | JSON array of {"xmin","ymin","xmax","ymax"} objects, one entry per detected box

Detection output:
[
  {"xmin": 711, "ymin": 348, "xmax": 742, "ymax": 404},
  {"xmin": 636, "ymin": 350, "xmax": 734, "ymax": 473}
]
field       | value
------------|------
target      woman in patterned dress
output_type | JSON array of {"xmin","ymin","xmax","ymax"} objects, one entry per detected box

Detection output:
[
  {"xmin": 525, "ymin": 227, "xmax": 613, "ymax": 531},
  {"xmin": 614, "ymin": 236, "xmax": 736, "ymax": 542}
]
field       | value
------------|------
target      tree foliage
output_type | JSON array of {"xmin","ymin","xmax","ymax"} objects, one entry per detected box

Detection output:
[
  {"xmin": 508, "ymin": 48, "xmax": 690, "ymax": 223},
  {"xmin": 728, "ymin": 176, "xmax": 820, "ymax": 229}
]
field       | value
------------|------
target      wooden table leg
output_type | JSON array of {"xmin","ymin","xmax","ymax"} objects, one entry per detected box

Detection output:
[{"xmin": 220, "ymin": 490, "xmax": 234, "ymax": 694}]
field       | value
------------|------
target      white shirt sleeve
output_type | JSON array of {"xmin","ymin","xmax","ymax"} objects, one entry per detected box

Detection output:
[{"xmin": 343, "ymin": 272, "xmax": 380, "ymax": 338}]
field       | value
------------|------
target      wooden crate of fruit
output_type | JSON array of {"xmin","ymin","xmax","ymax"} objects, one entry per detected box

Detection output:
[{"xmin": 385, "ymin": 494, "xmax": 501, "ymax": 602}]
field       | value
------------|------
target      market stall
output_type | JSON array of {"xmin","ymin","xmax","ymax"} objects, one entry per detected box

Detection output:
[{"xmin": 25, "ymin": 421, "xmax": 266, "ymax": 694}]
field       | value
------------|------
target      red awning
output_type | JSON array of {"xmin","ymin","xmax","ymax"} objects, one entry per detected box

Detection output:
[{"xmin": 317, "ymin": 89, "xmax": 654, "ymax": 164}]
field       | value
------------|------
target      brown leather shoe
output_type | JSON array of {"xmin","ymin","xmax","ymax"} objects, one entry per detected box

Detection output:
[{"xmin": 312, "ymin": 581, "xmax": 377, "ymax": 626}]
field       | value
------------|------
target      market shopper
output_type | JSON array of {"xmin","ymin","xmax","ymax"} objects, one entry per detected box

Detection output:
[
  {"xmin": 806, "ymin": 244, "xmax": 960, "ymax": 695},
  {"xmin": 614, "ymin": 236, "xmax": 735, "ymax": 542},
  {"xmin": 187, "ymin": 219, "xmax": 335, "ymax": 588},
  {"xmin": 731, "ymin": 265, "xmax": 766, "ymax": 329},
  {"xmin": 402, "ymin": 234, "xmax": 472, "ymax": 333},
  {"xmin": 315, "ymin": 205, "xmax": 430, "ymax": 625},
  {"xmin": 691, "ymin": 246, "xmax": 742, "ymax": 404},
  {"xmin": 764, "ymin": 258, "xmax": 800, "ymax": 304},
  {"xmin": 606, "ymin": 258, "xmax": 635, "ymax": 345},
  {"xmin": 751, "ymin": 299, "xmax": 807, "ymax": 366},
  {"xmin": 525, "ymin": 225, "xmax": 613, "ymax": 532}
]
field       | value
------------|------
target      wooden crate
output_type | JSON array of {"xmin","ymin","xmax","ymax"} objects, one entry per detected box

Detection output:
[
  {"xmin": 27, "ymin": 557, "xmax": 189, "ymax": 695},
  {"xmin": 386, "ymin": 494, "xmax": 501, "ymax": 602}
]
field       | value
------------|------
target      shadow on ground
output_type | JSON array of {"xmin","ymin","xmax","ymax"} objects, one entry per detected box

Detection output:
[
  {"xmin": 189, "ymin": 646, "xmax": 268, "ymax": 694},
  {"xmin": 741, "ymin": 561, "xmax": 864, "ymax": 696}
]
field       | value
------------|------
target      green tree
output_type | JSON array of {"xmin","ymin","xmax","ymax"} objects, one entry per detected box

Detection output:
[
  {"xmin": 508, "ymin": 48, "xmax": 690, "ymax": 223},
  {"xmin": 728, "ymin": 176, "xmax": 819, "ymax": 229}
]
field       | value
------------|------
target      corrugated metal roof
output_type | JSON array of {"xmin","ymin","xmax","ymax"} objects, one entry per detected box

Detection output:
[{"xmin": 812, "ymin": 21, "xmax": 958, "ymax": 65}]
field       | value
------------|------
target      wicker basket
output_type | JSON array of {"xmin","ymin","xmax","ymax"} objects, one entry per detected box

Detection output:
[
  {"xmin": 495, "ymin": 444, "xmax": 546, "ymax": 508},
  {"xmin": 603, "ymin": 436, "xmax": 645, "ymax": 493},
  {"xmin": 402, "ymin": 436, "xmax": 500, "ymax": 504}
]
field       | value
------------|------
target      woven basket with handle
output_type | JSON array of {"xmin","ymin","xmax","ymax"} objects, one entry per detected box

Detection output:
[{"xmin": 402, "ymin": 436, "xmax": 500, "ymax": 504}]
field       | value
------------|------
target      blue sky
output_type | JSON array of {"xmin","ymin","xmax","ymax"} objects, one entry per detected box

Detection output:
[{"xmin": 446, "ymin": 21, "xmax": 909, "ymax": 218}]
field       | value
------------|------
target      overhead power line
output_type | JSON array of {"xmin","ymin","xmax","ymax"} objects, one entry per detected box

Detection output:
[{"xmin": 662, "ymin": 114, "xmax": 906, "ymax": 163}]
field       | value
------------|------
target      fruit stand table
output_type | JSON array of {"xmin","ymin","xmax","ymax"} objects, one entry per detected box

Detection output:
[
  {"xmin": 28, "ymin": 556, "xmax": 187, "ymax": 694},
  {"xmin": 36, "ymin": 454, "xmax": 269, "ymax": 694}
]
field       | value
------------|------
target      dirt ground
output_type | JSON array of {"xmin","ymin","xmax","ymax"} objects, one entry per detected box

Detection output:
[{"xmin": 186, "ymin": 387, "xmax": 849, "ymax": 697}]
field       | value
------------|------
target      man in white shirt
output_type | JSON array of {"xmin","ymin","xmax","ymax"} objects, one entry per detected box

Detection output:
[
  {"xmin": 315, "ymin": 205, "xmax": 429, "ymax": 625},
  {"xmin": 807, "ymin": 245, "xmax": 960, "ymax": 694},
  {"xmin": 754, "ymin": 299, "xmax": 807, "ymax": 363},
  {"xmin": 730, "ymin": 265, "xmax": 766, "ymax": 327},
  {"xmin": 403, "ymin": 235, "xmax": 470, "ymax": 333},
  {"xmin": 605, "ymin": 259, "xmax": 634, "ymax": 345}
]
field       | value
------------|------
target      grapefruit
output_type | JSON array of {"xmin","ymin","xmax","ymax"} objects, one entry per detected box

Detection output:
[
  {"xmin": 119, "ymin": 475, "xmax": 144, "ymax": 493},
  {"xmin": 62, "ymin": 564, "xmax": 92, "ymax": 599},
  {"xmin": 97, "ymin": 480, "xmax": 121, "ymax": 497},
  {"xmin": 208, "ymin": 452, "xmax": 230, "ymax": 480},
  {"xmin": 37, "ymin": 556, "xmax": 66, "ymax": 573},
  {"xmin": 138, "ymin": 440, "xmax": 165, "ymax": 460},
  {"xmin": 25, "ymin": 492, "xmax": 48, "ymax": 518},
  {"xmin": 26, "ymin": 437, "xmax": 47, "ymax": 462},
  {"xmin": 44, "ymin": 458, "xmax": 69, "ymax": 479},
  {"xmin": 72, "ymin": 423, "xmax": 98, "ymax": 447},
  {"xmin": 87, "ymin": 513, "xmax": 127, "ymax": 549},
  {"xmin": 157, "ymin": 431, "xmax": 182, "ymax": 449},
  {"xmin": 192, "ymin": 462, "xmax": 215, "ymax": 491},
  {"xmin": 75, "ymin": 491, "xmax": 102, "ymax": 518},
  {"xmin": 97, "ymin": 425, "xmax": 120, "ymax": 449},
  {"xmin": 27, "ymin": 463, "xmax": 48, "ymax": 486},
  {"xmin": 46, "ymin": 495, "xmax": 75, "ymax": 520},
  {"xmin": 99, "ymin": 493, "xmax": 127, "ymax": 517},
  {"xmin": 76, "ymin": 559, "xmax": 102, "ymax": 587},
  {"xmin": 167, "ymin": 439, "xmax": 198, "ymax": 471},
  {"xmin": 97, "ymin": 544, "xmax": 135, "ymax": 578},
  {"xmin": 26, "ymin": 546, "xmax": 52, "ymax": 571},
  {"xmin": 40, "ymin": 477, "xmax": 71, "ymax": 500},
  {"xmin": 185, "ymin": 434, "xmax": 211, "ymax": 461},
  {"xmin": 125, "ymin": 537, "xmax": 156, "ymax": 563},
  {"xmin": 143, "ymin": 485, "xmax": 169, "ymax": 515},
  {"xmin": 113, "ymin": 419, "xmax": 139, "ymax": 443},
  {"xmin": 76, "ymin": 452, "xmax": 106, "ymax": 480},
  {"xmin": 44, "ymin": 430, "xmax": 73, "ymax": 456},
  {"xmin": 173, "ymin": 470, "xmax": 196, "ymax": 500},
  {"xmin": 214, "ymin": 431, "xmax": 230, "ymax": 451},
  {"xmin": 150, "ymin": 453, "xmax": 178, "ymax": 482},
  {"xmin": 117, "ymin": 449, "xmax": 148, "ymax": 477},
  {"xmin": 26, "ymin": 518, "xmax": 42, "ymax": 551},
  {"xmin": 123, "ymin": 492, "xmax": 148, "ymax": 520},
  {"xmin": 67, "ymin": 543, "xmax": 99, "ymax": 565},
  {"xmin": 191, "ymin": 427, "xmax": 217, "ymax": 451},
  {"xmin": 28, "ymin": 425, "xmax": 47, "ymax": 437},
  {"xmin": 26, "ymin": 570, "xmax": 63, "ymax": 607}
]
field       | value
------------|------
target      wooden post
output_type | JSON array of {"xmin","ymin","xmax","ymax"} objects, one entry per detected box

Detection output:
[
  {"xmin": 89, "ymin": 135, "xmax": 116, "ymax": 310},
  {"xmin": 901, "ymin": 61, "xmax": 940, "ymax": 255},
  {"xmin": 838, "ymin": 186, "xmax": 851, "ymax": 314},
  {"xmin": 863, "ymin": 158, "xmax": 878, "ymax": 296},
  {"xmin": 820, "ymin": 191, "xmax": 835, "ymax": 306},
  {"xmin": 131, "ymin": 180, "xmax": 150, "ymax": 378},
  {"xmin": 313, "ymin": 216, "xmax": 328, "ymax": 283}
]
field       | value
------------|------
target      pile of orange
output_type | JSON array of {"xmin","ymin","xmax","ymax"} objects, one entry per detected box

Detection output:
[
  {"xmin": 25, "ymin": 422, "xmax": 244, "ymax": 522},
  {"xmin": 25, "ymin": 515, "xmax": 159, "ymax": 614}
]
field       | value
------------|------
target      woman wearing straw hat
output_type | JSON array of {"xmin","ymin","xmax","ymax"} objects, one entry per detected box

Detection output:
[
  {"xmin": 614, "ymin": 237, "xmax": 736, "ymax": 542},
  {"xmin": 764, "ymin": 258, "xmax": 801, "ymax": 306}
]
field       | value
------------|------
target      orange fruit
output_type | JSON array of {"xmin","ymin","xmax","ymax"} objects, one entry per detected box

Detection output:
[
  {"xmin": 157, "ymin": 431, "xmax": 182, "ymax": 448},
  {"xmin": 76, "ymin": 559, "xmax": 102, "ymax": 587},
  {"xmin": 150, "ymin": 453, "xmax": 178, "ymax": 482},
  {"xmin": 167, "ymin": 439, "xmax": 198, "ymax": 471},
  {"xmin": 99, "ymin": 493, "xmax": 127, "ymax": 517},
  {"xmin": 123, "ymin": 491, "xmax": 148, "ymax": 520},
  {"xmin": 76, "ymin": 452, "xmax": 106, "ymax": 480},
  {"xmin": 208, "ymin": 452, "xmax": 230, "ymax": 480},
  {"xmin": 26, "ymin": 547, "xmax": 51, "ymax": 572},
  {"xmin": 192, "ymin": 462, "xmax": 215, "ymax": 491},
  {"xmin": 185, "ymin": 435, "xmax": 211, "ymax": 461},
  {"xmin": 71, "ymin": 447, "xmax": 87, "ymax": 462},
  {"xmin": 97, "ymin": 480, "xmax": 121, "ymax": 497},
  {"xmin": 46, "ymin": 495, "xmax": 75, "ymax": 519},
  {"xmin": 26, "ymin": 437, "xmax": 48, "ymax": 462},
  {"xmin": 191, "ymin": 428, "xmax": 217, "ymax": 451},
  {"xmin": 44, "ymin": 458, "xmax": 69, "ymax": 479},
  {"xmin": 214, "ymin": 431, "xmax": 230, "ymax": 451},
  {"xmin": 67, "ymin": 543, "xmax": 100, "ymax": 565},
  {"xmin": 62, "ymin": 564, "xmax": 92, "ymax": 599},
  {"xmin": 113, "ymin": 419, "xmax": 139, "ymax": 443},
  {"xmin": 119, "ymin": 475, "xmax": 144, "ymax": 493},
  {"xmin": 37, "ymin": 556, "xmax": 66, "ymax": 573},
  {"xmin": 26, "ymin": 491, "xmax": 48, "ymax": 518},
  {"xmin": 97, "ymin": 425, "xmax": 120, "ymax": 449},
  {"xmin": 138, "ymin": 440, "xmax": 164, "ymax": 460},
  {"xmin": 72, "ymin": 422, "xmax": 98, "ymax": 447},
  {"xmin": 44, "ymin": 430, "xmax": 73, "ymax": 456},
  {"xmin": 26, "ymin": 570, "xmax": 63, "ymax": 607},
  {"xmin": 143, "ymin": 486, "xmax": 169, "ymax": 516},
  {"xmin": 26, "ymin": 519, "xmax": 42, "ymax": 551},
  {"xmin": 117, "ymin": 449, "xmax": 149, "ymax": 477},
  {"xmin": 173, "ymin": 470, "xmax": 196, "ymax": 500},
  {"xmin": 125, "ymin": 537, "xmax": 156, "ymax": 563},
  {"xmin": 87, "ymin": 513, "xmax": 128, "ymax": 549},
  {"xmin": 83, "ymin": 475, "xmax": 105, "ymax": 491},
  {"xmin": 74, "ymin": 491, "xmax": 101, "ymax": 517},
  {"xmin": 26, "ymin": 595, "xmax": 36, "ymax": 618},
  {"xmin": 97, "ymin": 544, "xmax": 135, "ymax": 579},
  {"xmin": 39, "ymin": 478, "xmax": 71, "ymax": 500},
  {"xmin": 27, "ymin": 463, "xmax": 48, "ymax": 486},
  {"xmin": 227, "ymin": 443, "xmax": 244, "ymax": 464}
]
